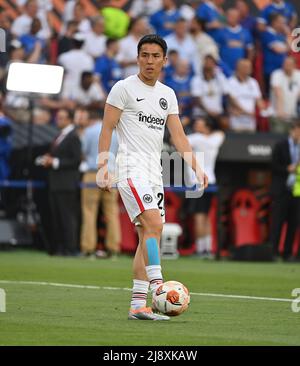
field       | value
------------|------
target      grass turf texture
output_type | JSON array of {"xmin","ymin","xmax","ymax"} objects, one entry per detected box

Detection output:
[{"xmin": 0, "ymin": 250, "xmax": 300, "ymax": 346}]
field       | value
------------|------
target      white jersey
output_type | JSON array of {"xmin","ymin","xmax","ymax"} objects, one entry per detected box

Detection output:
[{"xmin": 106, "ymin": 75, "xmax": 179, "ymax": 185}]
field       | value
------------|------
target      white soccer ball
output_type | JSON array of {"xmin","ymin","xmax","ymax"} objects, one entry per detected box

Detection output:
[{"xmin": 153, "ymin": 281, "xmax": 190, "ymax": 316}]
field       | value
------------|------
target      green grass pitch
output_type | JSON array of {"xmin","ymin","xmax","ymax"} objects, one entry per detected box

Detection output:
[{"xmin": 0, "ymin": 250, "xmax": 300, "ymax": 346}]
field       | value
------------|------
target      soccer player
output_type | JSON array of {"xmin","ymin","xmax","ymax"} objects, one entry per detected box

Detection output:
[{"xmin": 97, "ymin": 34, "xmax": 208, "ymax": 321}]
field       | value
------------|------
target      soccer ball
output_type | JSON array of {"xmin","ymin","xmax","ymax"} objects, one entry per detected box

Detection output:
[{"xmin": 153, "ymin": 281, "xmax": 190, "ymax": 316}]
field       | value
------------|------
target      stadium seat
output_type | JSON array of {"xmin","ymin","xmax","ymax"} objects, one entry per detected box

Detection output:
[{"xmin": 230, "ymin": 189, "xmax": 261, "ymax": 247}]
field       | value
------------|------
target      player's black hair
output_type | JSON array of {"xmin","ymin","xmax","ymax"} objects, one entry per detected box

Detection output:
[{"xmin": 137, "ymin": 34, "xmax": 168, "ymax": 57}]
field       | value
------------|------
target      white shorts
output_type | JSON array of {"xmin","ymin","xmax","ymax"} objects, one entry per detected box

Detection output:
[{"xmin": 117, "ymin": 178, "xmax": 165, "ymax": 225}]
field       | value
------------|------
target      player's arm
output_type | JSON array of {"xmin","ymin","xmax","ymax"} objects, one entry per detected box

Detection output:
[
  {"xmin": 97, "ymin": 103, "xmax": 121, "ymax": 191},
  {"xmin": 166, "ymin": 114, "xmax": 208, "ymax": 188}
]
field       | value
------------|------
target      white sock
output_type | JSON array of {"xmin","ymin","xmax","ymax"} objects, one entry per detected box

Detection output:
[
  {"xmin": 204, "ymin": 235, "xmax": 212, "ymax": 253},
  {"xmin": 196, "ymin": 237, "xmax": 206, "ymax": 254},
  {"xmin": 146, "ymin": 265, "xmax": 163, "ymax": 294},
  {"xmin": 130, "ymin": 279, "xmax": 149, "ymax": 310}
]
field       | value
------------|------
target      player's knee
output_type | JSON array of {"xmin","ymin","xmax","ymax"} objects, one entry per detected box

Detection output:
[{"xmin": 144, "ymin": 220, "xmax": 163, "ymax": 238}]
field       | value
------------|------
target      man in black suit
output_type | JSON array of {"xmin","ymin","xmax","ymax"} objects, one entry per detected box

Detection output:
[
  {"xmin": 40, "ymin": 109, "xmax": 81, "ymax": 255},
  {"xmin": 270, "ymin": 120, "xmax": 300, "ymax": 261}
]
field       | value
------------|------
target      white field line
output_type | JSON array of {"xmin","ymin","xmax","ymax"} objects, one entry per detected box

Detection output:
[{"xmin": 0, "ymin": 280, "xmax": 293, "ymax": 303}]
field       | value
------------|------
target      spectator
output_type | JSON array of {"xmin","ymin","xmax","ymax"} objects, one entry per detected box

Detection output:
[
  {"xmin": 0, "ymin": 92, "xmax": 12, "ymax": 213},
  {"xmin": 189, "ymin": 16, "xmax": 219, "ymax": 75},
  {"xmin": 74, "ymin": 107, "xmax": 91, "ymax": 138},
  {"xmin": 62, "ymin": 71, "xmax": 106, "ymax": 112},
  {"xmin": 150, "ymin": 0, "xmax": 181, "ymax": 37},
  {"xmin": 163, "ymin": 49, "xmax": 180, "ymax": 81},
  {"xmin": 116, "ymin": 17, "xmax": 149, "ymax": 78},
  {"xmin": 0, "ymin": 8, "xmax": 13, "ymax": 69},
  {"xmin": 270, "ymin": 57, "xmax": 300, "ymax": 133},
  {"xmin": 227, "ymin": 59, "xmax": 265, "ymax": 132},
  {"xmin": 165, "ymin": 58, "xmax": 193, "ymax": 120},
  {"xmin": 0, "ymin": 95, "xmax": 12, "ymax": 181},
  {"xmin": 260, "ymin": 13, "xmax": 289, "ymax": 95},
  {"xmin": 19, "ymin": 18, "xmax": 47, "ymax": 64},
  {"xmin": 57, "ymin": 20, "xmax": 78, "ymax": 56},
  {"xmin": 80, "ymin": 110, "xmax": 121, "ymax": 258},
  {"xmin": 11, "ymin": 0, "xmax": 51, "ymax": 39},
  {"xmin": 178, "ymin": 0, "xmax": 200, "ymax": 23},
  {"xmin": 257, "ymin": 0, "xmax": 297, "ymax": 33},
  {"xmin": 4, "ymin": 40, "xmax": 42, "ymax": 123},
  {"xmin": 38, "ymin": 108, "xmax": 81, "ymax": 256},
  {"xmin": 68, "ymin": 1, "xmax": 91, "ymax": 34},
  {"xmin": 16, "ymin": 0, "xmax": 53, "ymax": 29},
  {"xmin": 164, "ymin": 18, "xmax": 197, "ymax": 64},
  {"xmin": 217, "ymin": 8, "xmax": 254, "ymax": 75},
  {"xmin": 58, "ymin": 32, "xmax": 94, "ymax": 90},
  {"xmin": 191, "ymin": 54, "xmax": 229, "ymax": 130},
  {"xmin": 83, "ymin": 15, "xmax": 107, "ymax": 59},
  {"xmin": 196, "ymin": 0, "xmax": 225, "ymax": 42},
  {"xmin": 270, "ymin": 120, "xmax": 300, "ymax": 262},
  {"xmin": 33, "ymin": 107, "xmax": 51, "ymax": 125},
  {"xmin": 63, "ymin": 0, "xmax": 77, "ymax": 24},
  {"xmin": 94, "ymin": 38, "xmax": 122, "ymax": 94},
  {"xmin": 235, "ymin": 0, "xmax": 257, "ymax": 38},
  {"xmin": 187, "ymin": 117, "xmax": 225, "ymax": 258},
  {"xmin": 129, "ymin": 0, "xmax": 162, "ymax": 18}
]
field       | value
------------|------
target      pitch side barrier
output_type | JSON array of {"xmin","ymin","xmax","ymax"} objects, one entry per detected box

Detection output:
[{"xmin": 0, "ymin": 180, "xmax": 218, "ymax": 193}]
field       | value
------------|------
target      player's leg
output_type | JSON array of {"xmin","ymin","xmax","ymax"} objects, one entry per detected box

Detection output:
[
  {"xmin": 118, "ymin": 179, "xmax": 169, "ymax": 320},
  {"xmin": 130, "ymin": 226, "xmax": 149, "ymax": 310},
  {"xmin": 133, "ymin": 226, "xmax": 147, "ymax": 280},
  {"xmin": 129, "ymin": 223, "xmax": 169, "ymax": 320},
  {"xmin": 137, "ymin": 208, "xmax": 164, "ymax": 294}
]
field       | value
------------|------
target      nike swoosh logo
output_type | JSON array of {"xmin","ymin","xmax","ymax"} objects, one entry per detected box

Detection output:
[{"xmin": 136, "ymin": 98, "xmax": 145, "ymax": 102}]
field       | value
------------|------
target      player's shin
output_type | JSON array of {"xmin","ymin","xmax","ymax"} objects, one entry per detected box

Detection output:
[{"xmin": 145, "ymin": 237, "xmax": 163, "ymax": 294}]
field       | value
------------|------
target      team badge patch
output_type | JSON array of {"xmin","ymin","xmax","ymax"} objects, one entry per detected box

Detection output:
[
  {"xmin": 143, "ymin": 194, "xmax": 153, "ymax": 203},
  {"xmin": 159, "ymin": 98, "xmax": 168, "ymax": 110}
]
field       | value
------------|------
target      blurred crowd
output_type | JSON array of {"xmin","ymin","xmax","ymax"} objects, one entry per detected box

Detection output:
[{"xmin": 0, "ymin": 0, "xmax": 299, "ymax": 133}]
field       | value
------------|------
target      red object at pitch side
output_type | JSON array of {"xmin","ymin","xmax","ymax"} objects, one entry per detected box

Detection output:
[{"xmin": 230, "ymin": 189, "xmax": 261, "ymax": 247}]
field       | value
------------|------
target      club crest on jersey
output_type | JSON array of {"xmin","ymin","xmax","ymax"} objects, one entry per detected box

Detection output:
[
  {"xmin": 159, "ymin": 98, "xmax": 168, "ymax": 110},
  {"xmin": 143, "ymin": 194, "xmax": 153, "ymax": 203}
]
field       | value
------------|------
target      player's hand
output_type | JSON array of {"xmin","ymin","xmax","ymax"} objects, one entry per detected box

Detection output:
[{"xmin": 96, "ymin": 166, "xmax": 113, "ymax": 192}]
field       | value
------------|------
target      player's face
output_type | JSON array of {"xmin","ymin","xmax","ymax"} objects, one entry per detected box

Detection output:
[{"xmin": 137, "ymin": 43, "xmax": 167, "ymax": 83}]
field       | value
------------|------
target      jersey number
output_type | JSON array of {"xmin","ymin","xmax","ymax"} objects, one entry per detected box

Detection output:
[{"xmin": 157, "ymin": 193, "xmax": 164, "ymax": 210}]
